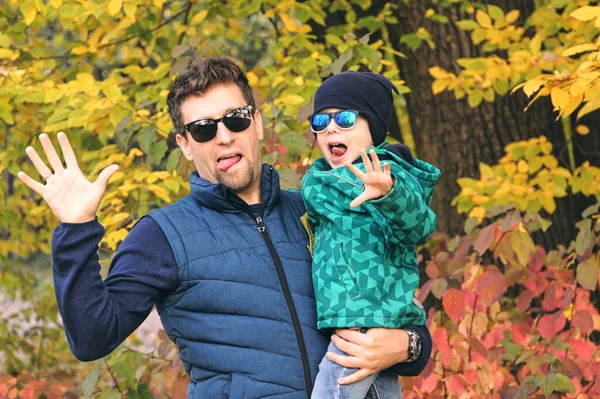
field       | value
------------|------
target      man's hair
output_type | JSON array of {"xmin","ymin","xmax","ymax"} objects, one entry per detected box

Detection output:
[{"xmin": 167, "ymin": 56, "xmax": 256, "ymax": 134}]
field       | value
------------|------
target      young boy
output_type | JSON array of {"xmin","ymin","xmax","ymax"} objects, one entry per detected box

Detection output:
[{"xmin": 300, "ymin": 71, "xmax": 441, "ymax": 399}]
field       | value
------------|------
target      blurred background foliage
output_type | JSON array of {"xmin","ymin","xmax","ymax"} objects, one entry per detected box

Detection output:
[{"xmin": 0, "ymin": 0, "xmax": 599, "ymax": 397}]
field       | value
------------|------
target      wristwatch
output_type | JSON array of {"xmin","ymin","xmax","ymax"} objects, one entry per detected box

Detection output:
[{"xmin": 404, "ymin": 329, "xmax": 421, "ymax": 362}]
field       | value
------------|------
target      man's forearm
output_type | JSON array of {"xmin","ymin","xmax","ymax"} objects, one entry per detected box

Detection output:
[{"xmin": 389, "ymin": 325, "xmax": 432, "ymax": 377}]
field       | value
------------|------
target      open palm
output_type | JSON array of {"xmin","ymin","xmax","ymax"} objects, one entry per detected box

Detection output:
[
  {"xmin": 345, "ymin": 149, "xmax": 394, "ymax": 208},
  {"xmin": 18, "ymin": 133, "xmax": 119, "ymax": 224}
]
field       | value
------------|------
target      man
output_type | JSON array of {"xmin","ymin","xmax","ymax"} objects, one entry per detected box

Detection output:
[{"xmin": 18, "ymin": 56, "xmax": 431, "ymax": 398}]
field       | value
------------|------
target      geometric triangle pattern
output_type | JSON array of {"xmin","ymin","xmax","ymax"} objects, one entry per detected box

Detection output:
[{"xmin": 300, "ymin": 145, "xmax": 441, "ymax": 329}]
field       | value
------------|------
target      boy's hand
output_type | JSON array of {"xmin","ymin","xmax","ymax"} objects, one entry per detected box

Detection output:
[
  {"xmin": 17, "ymin": 132, "xmax": 119, "ymax": 224},
  {"xmin": 345, "ymin": 149, "xmax": 393, "ymax": 208}
]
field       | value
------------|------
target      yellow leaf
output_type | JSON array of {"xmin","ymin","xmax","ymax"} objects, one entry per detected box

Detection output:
[
  {"xmin": 153, "ymin": 0, "xmax": 165, "ymax": 8},
  {"xmin": 0, "ymin": 49, "xmax": 15, "ymax": 59},
  {"xmin": 123, "ymin": 2, "xmax": 137, "ymax": 17},
  {"xmin": 246, "ymin": 72, "xmax": 258, "ymax": 87},
  {"xmin": 71, "ymin": 46, "xmax": 88, "ymax": 55},
  {"xmin": 540, "ymin": 196, "xmax": 556, "ymax": 213},
  {"xmin": 517, "ymin": 159, "xmax": 529, "ymax": 174},
  {"xmin": 576, "ymin": 125, "xmax": 590, "ymax": 135},
  {"xmin": 190, "ymin": 10, "xmax": 208, "ymax": 25},
  {"xmin": 108, "ymin": 0, "xmax": 122, "ymax": 16},
  {"xmin": 505, "ymin": 10, "xmax": 519, "ymax": 24},
  {"xmin": 425, "ymin": 9, "xmax": 435, "ymax": 17},
  {"xmin": 49, "ymin": 0, "xmax": 62, "ymax": 8},
  {"xmin": 562, "ymin": 93, "xmax": 583, "ymax": 118},
  {"xmin": 429, "ymin": 66, "xmax": 450, "ymax": 79},
  {"xmin": 294, "ymin": 76, "xmax": 304, "ymax": 86},
  {"xmin": 103, "ymin": 212, "xmax": 130, "ymax": 227},
  {"xmin": 432, "ymin": 79, "xmax": 448, "ymax": 94},
  {"xmin": 550, "ymin": 87, "xmax": 570, "ymax": 110},
  {"xmin": 469, "ymin": 206, "xmax": 486, "ymax": 221},
  {"xmin": 24, "ymin": 5, "xmax": 36, "ymax": 26},
  {"xmin": 279, "ymin": 94, "xmax": 304, "ymax": 106},
  {"xmin": 476, "ymin": 10, "xmax": 492, "ymax": 28},
  {"xmin": 569, "ymin": 6, "xmax": 600, "ymax": 21},
  {"xmin": 522, "ymin": 78, "xmax": 544, "ymax": 97},
  {"xmin": 280, "ymin": 13, "xmax": 297, "ymax": 32},
  {"xmin": 103, "ymin": 85, "xmax": 122, "ymax": 103},
  {"xmin": 563, "ymin": 44, "xmax": 597, "ymax": 57}
]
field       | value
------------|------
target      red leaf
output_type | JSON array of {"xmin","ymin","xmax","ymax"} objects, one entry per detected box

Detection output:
[
  {"xmin": 442, "ymin": 288, "xmax": 465, "ymax": 324},
  {"xmin": 431, "ymin": 278, "xmax": 448, "ymax": 299},
  {"xmin": 511, "ymin": 323, "xmax": 529, "ymax": 345},
  {"xmin": 573, "ymin": 310, "xmax": 594, "ymax": 333},
  {"xmin": 475, "ymin": 268, "xmax": 507, "ymax": 307},
  {"xmin": 571, "ymin": 340, "xmax": 594, "ymax": 363},
  {"xmin": 542, "ymin": 281, "xmax": 563, "ymax": 311},
  {"xmin": 517, "ymin": 290, "xmax": 533, "ymax": 312},
  {"xmin": 417, "ymin": 279, "xmax": 432, "ymax": 303},
  {"xmin": 446, "ymin": 374, "xmax": 465, "ymax": 395},
  {"xmin": 474, "ymin": 223, "xmax": 496, "ymax": 255},
  {"xmin": 471, "ymin": 337, "xmax": 489, "ymax": 365},
  {"xmin": 538, "ymin": 312, "xmax": 566, "ymax": 340},
  {"xmin": 415, "ymin": 372, "xmax": 438, "ymax": 393},
  {"xmin": 433, "ymin": 327, "xmax": 450, "ymax": 353},
  {"xmin": 464, "ymin": 368, "xmax": 478, "ymax": 385},
  {"xmin": 425, "ymin": 262, "xmax": 439, "ymax": 279}
]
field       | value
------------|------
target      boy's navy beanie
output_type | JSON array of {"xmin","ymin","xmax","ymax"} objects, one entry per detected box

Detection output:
[{"xmin": 313, "ymin": 71, "xmax": 399, "ymax": 146}]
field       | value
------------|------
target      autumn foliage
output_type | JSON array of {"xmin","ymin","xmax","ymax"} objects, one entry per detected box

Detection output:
[{"xmin": 0, "ymin": 0, "xmax": 599, "ymax": 398}]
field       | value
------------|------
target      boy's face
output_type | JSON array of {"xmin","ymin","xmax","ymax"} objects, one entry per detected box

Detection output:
[{"xmin": 315, "ymin": 108, "xmax": 373, "ymax": 169}]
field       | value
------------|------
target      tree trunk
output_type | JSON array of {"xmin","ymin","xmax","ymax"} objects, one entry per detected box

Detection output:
[{"xmin": 386, "ymin": 0, "xmax": 589, "ymax": 247}]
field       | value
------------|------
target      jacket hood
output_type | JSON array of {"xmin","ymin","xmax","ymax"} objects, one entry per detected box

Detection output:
[{"xmin": 189, "ymin": 164, "xmax": 280, "ymax": 213}]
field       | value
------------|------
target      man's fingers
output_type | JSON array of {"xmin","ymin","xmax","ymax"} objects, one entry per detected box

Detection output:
[
  {"xmin": 326, "ymin": 351, "xmax": 359, "ymax": 369},
  {"xmin": 17, "ymin": 171, "xmax": 45, "ymax": 195},
  {"xmin": 370, "ymin": 150, "xmax": 382, "ymax": 172},
  {"xmin": 57, "ymin": 132, "xmax": 79, "ymax": 170},
  {"xmin": 39, "ymin": 133, "xmax": 65, "ymax": 173},
  {"xmin": 332, "ymin": 332, "xmax": 362, "ymax": 356},
  {"xmin": 95, "ymin": 164, "xmax": 120, "ymax": 189},
  {"xmin": 338, "ymin": 369, "xmax": 371, "ymax": 385},
  {"xmin": 25, "ymin": 146, "xmax": 53, "ymax": 180}
]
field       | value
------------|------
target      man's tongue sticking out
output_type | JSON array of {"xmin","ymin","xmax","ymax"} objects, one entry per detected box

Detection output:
[{"xmin": 217, "ymin": 154, "xmax": 242, "ymax": 171}]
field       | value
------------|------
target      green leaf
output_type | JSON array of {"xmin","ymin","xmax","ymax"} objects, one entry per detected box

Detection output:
[
  {"xmin": 82, "ymin": 368, "xmax": 101, "ymax": 396},
  {"xmin": 99, "ymin": 388, "xmax": 122, "ymax": 399},
  {"xmin": 167, "ymin": 147, "xmax": 182, "ymax": 171},
  {"xmin": 487, "ymin": 5, "xmax": 505, "ymax": 21},
  {"xmin": 554, "ymin": 373, "xmax": 575, "ymax": 393},
  {"xmin": 147, "ymin": 140, "xmax": 168, "ymax": 166},
  {"xmin": 456, "ymin": 20, "xmax": 479, "ymax": 30},
  {"xmin": 577, "ymin": 258, "xmax": 599, "ymax": 291},
  {"xmin": 472, "ymin": 28, "xmax": 487, "ymax": 44},
  {"xmin": 400, "ymin": 33, "xmax": 422, "ymax": 51},
  {"xmin": 138, "ymin": 125, "xmax": 157, "ymax": 154},
  {"xmin": 468, "ymin": 90, "xmax": 483, "ymax": 107}
]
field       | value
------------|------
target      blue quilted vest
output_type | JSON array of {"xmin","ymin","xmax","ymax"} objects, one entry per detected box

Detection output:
[{"xmin": 147, "ymin": 165, "xmax": 329, "ymax": 398}]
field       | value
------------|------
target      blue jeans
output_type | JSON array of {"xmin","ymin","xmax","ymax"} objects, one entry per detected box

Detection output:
[{"xmin": 311, "ymin": 341, "xmax": 402, "ymax": 399}]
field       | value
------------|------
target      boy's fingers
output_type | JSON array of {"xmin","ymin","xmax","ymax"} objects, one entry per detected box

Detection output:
[
  {"xmin": 25, "ymin": 146, "xmax": 53, "ymax": 179},
  {"xmin": 370, "ymin": 150, "xmax": 382, "ymax": 172},
  {"xmin": 39, "ymin": 133, "xmax": 65, "ymax": 173},
  {"xmin": 383, "ymin": 162, "xmax": 391, "ymax": 175},
  {"xmin": 17, "ymin": 171, "xmax": 45, "ymax": 195},
  {"xmin": 345, "ymin": 162, "xmax": 365, "ymax": 180},
  {"xmin": 360, "ymin": 149, "xmax": 373, "ymax": 173},
  {"xmin": 57, "ymin": 132, "xmax": 79, "ymax": 170},
  {"xmin": 350, "ymin": 194, "xmax": 367, "ymax": 208}
]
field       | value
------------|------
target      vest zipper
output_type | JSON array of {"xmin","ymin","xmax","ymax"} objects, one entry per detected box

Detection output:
[{"xmin": 255, "ymin": 215, "xmax": 313, "ymax": 397}]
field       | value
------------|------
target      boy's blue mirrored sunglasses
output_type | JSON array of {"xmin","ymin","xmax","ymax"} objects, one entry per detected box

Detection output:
[{"xmin": 308, "ymin": 110, "xmax": 358, "ymax": 133}]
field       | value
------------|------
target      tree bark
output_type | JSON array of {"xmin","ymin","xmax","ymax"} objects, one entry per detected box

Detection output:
[{"xmin": 386, "ymin": 0, "xmax": 591, "ymax": 247}]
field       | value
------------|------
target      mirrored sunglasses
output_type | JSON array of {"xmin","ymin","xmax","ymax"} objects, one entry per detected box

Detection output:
[{"xmin": 308, "ymin": 110, "xmax": 358, "ymax": 133}]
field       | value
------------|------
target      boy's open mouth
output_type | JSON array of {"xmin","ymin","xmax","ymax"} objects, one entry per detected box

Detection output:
[{"xmin": 329, "ymin": 143, "xmax": 348, "ymax": 158}]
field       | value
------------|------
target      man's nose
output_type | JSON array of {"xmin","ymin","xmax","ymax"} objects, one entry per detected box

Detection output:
[{"xmin": 215, "ymin": 121, "xmax": 234, "ymax": 144}]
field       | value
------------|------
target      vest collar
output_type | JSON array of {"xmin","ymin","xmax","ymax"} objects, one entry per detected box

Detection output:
[{"xmin": 189, "ymin": 164, "xmax": 280, "ymax": 214}]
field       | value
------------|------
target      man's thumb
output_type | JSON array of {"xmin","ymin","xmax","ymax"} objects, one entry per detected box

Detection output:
[{"xmin": 95, "ymin": 164, "xmax": 120, "ymax": 188}]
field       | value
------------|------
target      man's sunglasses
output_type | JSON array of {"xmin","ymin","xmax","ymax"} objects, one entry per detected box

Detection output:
[
  {"xmin": 308, "ymin": 110, "xmax": 358, "ymax": 134},
  {"xmin": 181, "ymin": 105, "xmax": 254, "ymax": 143}
]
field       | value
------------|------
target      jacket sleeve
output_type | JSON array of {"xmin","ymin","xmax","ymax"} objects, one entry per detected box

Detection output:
[
  {"xmin": 52, "ymin": 217, "xmax": 178, "ymax": 361},
  {"xmin": 388, "ymin": 324, "xmax": 432, "ymax": 376},
  {"xmin": 369, "ymin": 176, "xmax": 437, "ymax": 246}
]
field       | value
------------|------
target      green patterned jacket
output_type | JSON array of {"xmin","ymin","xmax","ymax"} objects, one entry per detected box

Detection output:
[{"xmin": 300, "ymin": 143, "xmax": 441, "ymax": 329}]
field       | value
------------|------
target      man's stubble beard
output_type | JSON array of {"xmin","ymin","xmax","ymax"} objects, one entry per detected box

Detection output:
[{"xmin": 216, "ymin": 160, "xmax": 257, "ymax": 194}]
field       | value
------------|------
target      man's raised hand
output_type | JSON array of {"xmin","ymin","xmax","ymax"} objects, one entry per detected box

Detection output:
[
  {"xmin": 17, "ymin": 132, "xmax": 119, "ymax": 224},
  {"xmin": 345, "ymin": 149, "xmax": 394, "ymax": 208}
]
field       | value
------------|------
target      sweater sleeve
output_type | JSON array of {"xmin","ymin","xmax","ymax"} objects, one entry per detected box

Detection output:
[
  {"xmin": 369, "ymin": 177, "xmax": 437, "ymax": 246},
  {"xmin": 388, "ymin": 324, "xmax": 432, "ymax": 376},
  {"xmin": 52, "ymin": 217, "xmax": 178, "ymax": 361}
]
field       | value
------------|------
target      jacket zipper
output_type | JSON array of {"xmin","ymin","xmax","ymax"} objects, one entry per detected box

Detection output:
[{"xmin": 254, "ymin": 215, "xmax": 313, "ymax": 397}]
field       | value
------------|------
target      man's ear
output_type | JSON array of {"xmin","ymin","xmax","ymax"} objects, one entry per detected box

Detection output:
[
  {"xmin": 176, "ymin": 133, "xmax": 194, "ymax": 161},
  {"xmin": 254, "ymin": 110, "xmax": 264, "ymax": 141}
]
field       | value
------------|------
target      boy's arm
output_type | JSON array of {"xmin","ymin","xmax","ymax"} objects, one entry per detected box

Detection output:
[{"xmin": 53, "ymin": 217, "xmax": 177, "ymax": 361}]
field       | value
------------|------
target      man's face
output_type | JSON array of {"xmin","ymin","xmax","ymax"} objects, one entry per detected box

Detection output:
[
  {"xmin": 315, "ymin": 108, "xmax": 373, "ymax": 169},
  {"xmin": 176, "ymin": 83, "xmax": 264, "ymax": 198}
]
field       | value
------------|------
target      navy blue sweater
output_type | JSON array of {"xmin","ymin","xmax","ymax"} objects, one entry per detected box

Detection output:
[{"xmin": 52, "ymin": 212, "xmax": 432, "ymax": 375}]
